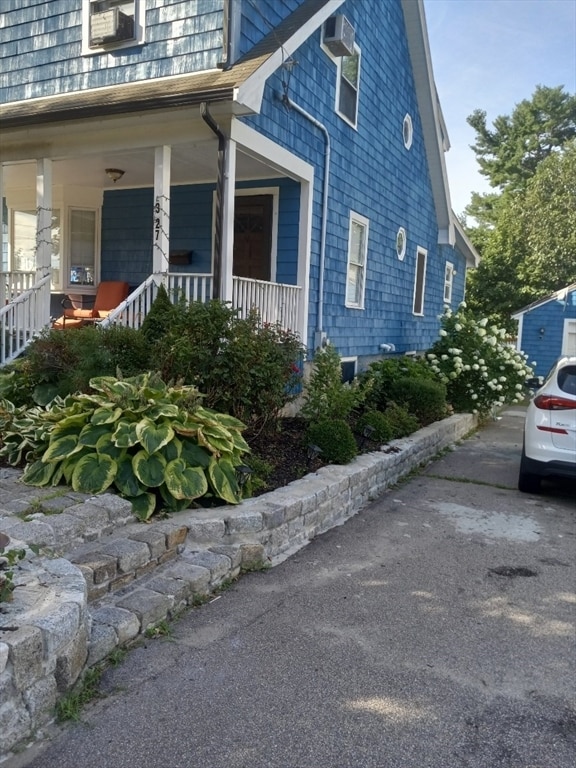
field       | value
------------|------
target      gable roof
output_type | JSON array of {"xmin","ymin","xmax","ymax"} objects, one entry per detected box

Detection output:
[{"xmin": 511, "ymin": 283, "xmax": 576, "ymax": 319}]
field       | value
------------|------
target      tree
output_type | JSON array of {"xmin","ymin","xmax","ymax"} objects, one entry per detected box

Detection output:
[
  {"xmin": 464, "ymin": 86, "xmax": 576, "ymax": 329},
  {"xmin": 467, "ymin": 85, "xmax": 576, "ymax": 192},
  {"xmin": 465, "ymin": 139, "xmax": 576, "ymax": 328}
]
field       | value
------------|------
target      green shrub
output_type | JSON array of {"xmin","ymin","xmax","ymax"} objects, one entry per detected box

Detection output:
[
  {"xmin": 14, "ymin": 325, "xmax": 150, "ymax": 406},
  {"xmin": 1, "ymin": 372, "xmax": 251, "ymax": 520},
  {"xmin": 140, "ymin": 283, "xmax": 179, "ymax": 344},
  {"xmin": 305, "ymin": 419, "xmax": 358, "ymax": 464},
  {"xmin": 152, "ymin": 302, "xmax": 303, "ymax": 433},
  {"xmin": 384, "ymin": 403, "xmax": 420, "ymax": 439},
  {"xmin": 360, "ymin": 356, "xmax": 438, "ymax": 412},
  {"xmin": 300, "ymin": 344, "xmax": 363, "ymax": 423},
  {"xmin": 356, "ymin": 410, "xmax": 394, "ymax": 444},
  {"xmin": 426, "ymin": 305, "xmax": 533, "ymax": 415},
  {"xmin": 388, "ymin": 377, "xmax": 447, "ymax": 425}
]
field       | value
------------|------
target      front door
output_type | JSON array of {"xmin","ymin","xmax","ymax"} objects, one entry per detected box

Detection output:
[{"xmin": 233, "ymin": 195, "xmax": 272, "ymax": 281}]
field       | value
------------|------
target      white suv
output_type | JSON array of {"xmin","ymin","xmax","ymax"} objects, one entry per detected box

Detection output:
[{"xmin": 519, "ymin": 356, "xmax": 576, "ymax": 493}]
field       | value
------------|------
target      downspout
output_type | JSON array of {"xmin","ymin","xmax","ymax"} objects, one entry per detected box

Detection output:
[
  {"xmin": 281, "ymin": 94, "xmax": 330, "ymax": 350},
  {"xmin": 200, "ymin": 102, "xmax": 226, "ymax": 300}
]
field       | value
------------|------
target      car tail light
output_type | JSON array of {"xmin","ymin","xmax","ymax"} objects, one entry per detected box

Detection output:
[{"xmin": 534, "ymin": 394, "xmax": 576, "ymax": 410}]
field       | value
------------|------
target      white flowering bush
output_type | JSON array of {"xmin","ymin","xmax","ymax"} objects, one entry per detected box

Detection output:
[{"xmin": 426, "ymin": 303, "xmax": 533, "ymax": 416}]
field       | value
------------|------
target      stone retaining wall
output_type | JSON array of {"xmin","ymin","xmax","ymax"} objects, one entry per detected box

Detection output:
[{"xmin": 0, "ymin": 413, "xmax": 476, "ymax": 761}]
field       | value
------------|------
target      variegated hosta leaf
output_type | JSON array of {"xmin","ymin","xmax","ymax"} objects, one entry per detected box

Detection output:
[
  {"xmin": 115, "ymin": 456, "xmax": 145, "ymax": 497},
  {"xmin": 180, "ymin": 440, "xmax": 211, "ymax": 468},
  {"xmin": 91, "ymin": 406, "xmax": 123, "ymax": 425},
  {"xmin": 197, "ymin": 428, "xmax": 233, "ymax": 457},
  {"xmin": 213, "ymin": 412, "xmax": 247, "ymax": 430},
  {"xmin": 131, "ymin": 492, "xmax": 157, "ymax": 521},
  {"xmin": 164, "ymin": 458, "xmax": 208, "ymax": 500},
  {"xmin": 231, "ymin": 431, "xmax": 251, "ymax": 455},
  {"xmin": 172, "ymin": 419, "xmax": 200, "ymax": 437},
  {"xmin": 136, "ymin": 419, "xmax": 174, "ymax": 454},
  {"xmin": 78, "ymin": 422, "xmax": 111, "ymax": 447},
  {"xmin": 50, "ymin": 413, "xmax": 89, "ymax": 433},
  {"xmin": 161, "ymin": 436, "xmax": 182, "ymax": 462},
  {"xmin": 132, "ymin": 449, "xmax": 167, "ymax": 487},
  {"xmin": 208, "ymin": 458, "xmax": 241, "ymax": 504},
  {"xmin": 159, "ymin": 484, "xmax": 193, "ymax": 512},
  {"xmin": 113, "ymin": 421, "xmax": 140, "ymax": 448},
  {"xmin": 146, "ymin": 403, "xmax": 180, "ymax": 420},
  {"xmin": 22, "ymin": 460, "xmax": 57, "ymax": 487},
  {"xmin": 71, "ymin": 453, "xmax": 117, "ymax": 494},
  {"xmin": 95, "ymin": 433, "xmax": 125, "ymax": 460},
  {"xmin": 42, "ymin": 434, "xmax": 82, "ymax": 463},
  {"xmin": 89, "ymin": 377, "xmax": 138, "ymax": 399}
]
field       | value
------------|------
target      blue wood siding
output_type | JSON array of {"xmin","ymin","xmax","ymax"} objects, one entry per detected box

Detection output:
[
  {"xmin": 0, "ymin": 0, "xmax": 225, "ymax": 103},
  {"xmin": 518, "ymin": 289, "xmax": 576, "ymax": 376},
  {"xmin": 241, "ymin": 0, "xmax": 447, "ymax": 358},
  {"xmin": 100, "ymin": 178, "xmax": 300, "ymax": 285},
  {"xmin": 239, "ymin": 0, "xmax": 300, "ymax": 56}
]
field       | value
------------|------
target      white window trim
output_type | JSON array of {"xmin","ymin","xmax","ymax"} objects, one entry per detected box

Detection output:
[
  {"xmin": 345, "ymin": 211, "xmax": 369, "ymax": 310},
  {"xmin": 403, "ymin": 113, "xmax": 414, "ymax": 150},
  {"xmin": 396, "ymin": 227, "xmax": 407, "ymax": 261},
  {"xmin": 82, "ymin": 0, "xmax": 145, "ymax": 56},
  {"xmin": 335, "ymin": 43, "xmax": 361, "ymax": 129},
  {"xmin": 444, "ymin": 260, "xmax": 454, "ymax": 304},
  {"xmin": 412, "ymin": 246, "xmax": 427, "ymax": 316}
]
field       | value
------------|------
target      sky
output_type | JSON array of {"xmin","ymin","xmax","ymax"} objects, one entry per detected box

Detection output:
[{"xmin": 423, "ymin": 0, "xmax": 576, "ymax": 216}]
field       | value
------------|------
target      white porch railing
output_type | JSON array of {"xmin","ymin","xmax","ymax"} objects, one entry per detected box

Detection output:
[
  {"xmin": 100, "ymin": 273, "xmax": 214, "ymax": 330},
  {"xmin": 101, "ymin": 273, "xmax": 301, "ymax": 334},
  {"xmin": 0, "ymin": 274, "xmax": 52, "ymax": 366},
  {"xmin": 0, "ymin": 270, "xmax": 37, "ymax": 305},
  {"xmin": 232, "ymin": 276, "xmax": 301, "ymax": 331}
]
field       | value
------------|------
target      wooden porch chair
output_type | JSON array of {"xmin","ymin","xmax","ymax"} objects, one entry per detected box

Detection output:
[{"xmin": 52, "ymin": 281, "xmax": 129, "ymax": 329}]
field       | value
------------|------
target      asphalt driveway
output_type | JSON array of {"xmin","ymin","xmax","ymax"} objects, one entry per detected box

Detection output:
[{"xmin": 13, "ymin": 409, "xmax": 576, "ymax": 768}]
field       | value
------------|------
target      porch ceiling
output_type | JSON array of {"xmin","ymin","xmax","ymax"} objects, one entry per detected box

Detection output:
[{"xmin": 2, "ymin": 142, "xmax": 280, "ymax": 193}]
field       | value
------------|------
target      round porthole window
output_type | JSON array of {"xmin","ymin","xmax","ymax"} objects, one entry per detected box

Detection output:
[
  {"xmin": 396, "ymin": 227, "xmax": 407, "ymax": 260},
  {"xmin": 403, "ymin": 113, "xmax": 413, "ymax": 150}
]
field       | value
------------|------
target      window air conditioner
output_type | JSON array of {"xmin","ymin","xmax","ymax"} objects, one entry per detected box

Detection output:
[
  {"xmin": 90, "ymin": 8, "xmax": 134, "ymax": 47},
  {"xmin": 323, "ymin": 15, "xmax": 355, "ymax": 57}
]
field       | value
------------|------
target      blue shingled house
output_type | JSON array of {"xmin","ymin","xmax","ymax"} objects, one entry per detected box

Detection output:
[
  {"xmin": 512, "ymin": 284, "xmax": 576, "ymax": 377},
  {"xmin": 0, "ymin": 0, "xmax": 478, "ymax": 371}
]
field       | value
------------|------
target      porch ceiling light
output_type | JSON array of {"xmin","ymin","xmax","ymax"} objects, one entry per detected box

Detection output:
[{"xmin": 105, "ymin": 168, "xmax": 125, "ymax": 183}]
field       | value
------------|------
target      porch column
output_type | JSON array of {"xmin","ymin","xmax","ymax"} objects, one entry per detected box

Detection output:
[
  {"xmin": 153, "ymin": 145, "xmax": 171, "ymax": 277},
  {"xmin": 36, "ymin": 158, "xmax": 52, "ymax": 278},
  {"xmin": 220, "ymin": 138, "xmax": 236, "ymax": 303}
]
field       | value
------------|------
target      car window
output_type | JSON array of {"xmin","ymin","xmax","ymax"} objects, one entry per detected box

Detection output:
[{"xmin": 558, "ymin": 365, "xmax": 576, "ymax": 396}]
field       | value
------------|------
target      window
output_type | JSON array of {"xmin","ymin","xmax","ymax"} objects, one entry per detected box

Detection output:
[
  {"xmin": 403, "ymin": 114, "xmax": 413, "ymax": 149},
  {"xmin": 83, "ymin": 0, "xmax": 145, "ymax": 55},
  {"xmin": 412, "ymin": 247, "xmax": 427, "ymax": 315},
  {"xmin": 69, "ymin": 210, "xmax": 97, "ymax": 286},
  {"xmin": 11, "ymin": 209, "xmax": 61, "ymax": 284},
  {"xmin": 9, "ymin": 205, "xmax": 99, "ymax": 292},
  {"xmin": 341, "ymin": 358, "xmax": 357, "ymax": 383},
  {"xmin": 336, "ymin": 45, "xmax": 361, "ymax": 127},
  {"xmin": 396, "ymin": 227, "xmax": 407, "ymax": 261},
  {"xmin": 444, "ymin": 261, "xmax": 454, "ymax": 303},
  {"xmin": 346, "ymin": 212, "xmax": 368, "ymax": 308}
]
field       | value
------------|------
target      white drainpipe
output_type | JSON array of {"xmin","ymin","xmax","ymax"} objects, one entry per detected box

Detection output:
[{"xmin": 281, "ymin": 95, "xmax": 330, "ymax": 350}]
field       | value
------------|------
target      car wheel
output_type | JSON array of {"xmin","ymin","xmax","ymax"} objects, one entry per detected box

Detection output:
[{"xmin": 518, "ymin": 450, "xmax": 541, "ymax": 494}]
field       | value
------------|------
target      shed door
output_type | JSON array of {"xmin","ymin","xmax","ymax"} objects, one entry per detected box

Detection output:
[
  {"xmin": 233, "ymin": 195, "xmax": 272, "ymax": 281},
  {"xmin": 562, "ymin": 319, "xmax": 576, "ymax": 356}
]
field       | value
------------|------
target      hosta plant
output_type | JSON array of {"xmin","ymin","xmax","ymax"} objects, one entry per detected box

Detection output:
[{"xmin": 1, "ymin": 372, "xmax": 250, "ymax": 521}]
